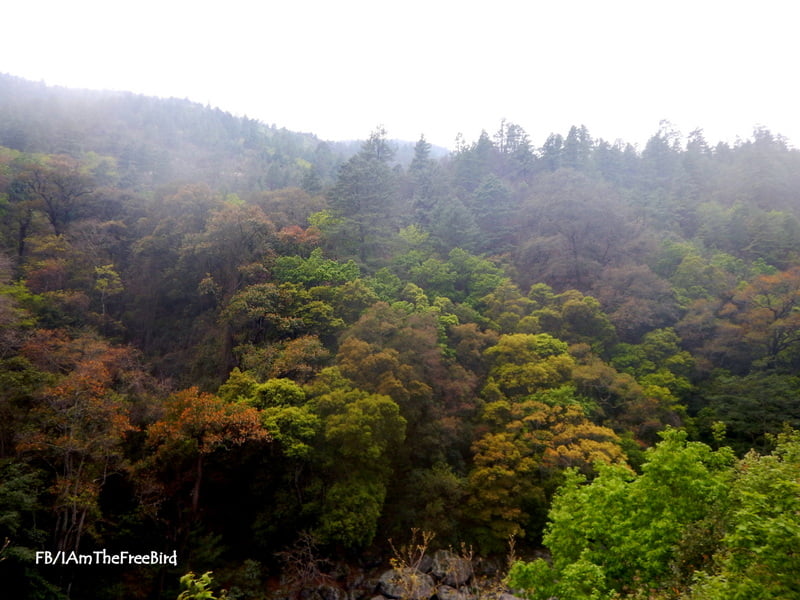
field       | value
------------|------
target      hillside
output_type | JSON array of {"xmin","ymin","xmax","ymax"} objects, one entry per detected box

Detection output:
[{"xmin": 1, "ymin": 74, "xmax": 799, "ymax": 599}]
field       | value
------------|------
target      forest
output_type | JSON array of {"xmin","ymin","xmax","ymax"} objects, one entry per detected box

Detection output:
[{"xmin": 1, "ymin": 72, "xmax": 799, "ymax": 599}]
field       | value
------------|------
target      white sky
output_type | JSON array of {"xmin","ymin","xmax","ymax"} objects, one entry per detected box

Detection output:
[{"xmin": 2, "ymin": 0, "xmax": 797, "ymax": 150}]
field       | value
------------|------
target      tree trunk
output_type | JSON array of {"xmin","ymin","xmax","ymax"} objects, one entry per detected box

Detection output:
[{"xmin": 192, "ymin": 455, "xmax": 204, "ymax": 516}]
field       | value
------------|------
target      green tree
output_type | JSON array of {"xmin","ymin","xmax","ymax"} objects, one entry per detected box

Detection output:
[
  {"xmin": 508, "ymin": 429, "xmax": 735, "ymax": 598},
  {"xmin": 478, "ymin": 280, "xmax": 534, "ymax": 333},
  {"xmin": 689, "ymin": 431, "xmax": 800, "ymax": 599},
  {"xmin": 483, "ymin": 333, "xmax": 574, "ymax": 398},
  {"xmin": 310, "ymin": 385, "xmax": 406, "ymax": 548},
  {"xmin": 610, "ymin": 328, "xmax": 694, "ymax": 406},
  {"xmin": 527, "ymin": 285, "xmax": 618, "ymax": 352},
  {"xmin": 222, "ymin": 282, "xmax": 343, "ymax": 349},
  {"xmin": 426, "ymin": 196, "xmax": 480, "ymax": 253},
  {"xmin": 93, "ymin": 263, "xmax": 123, "ymax": 317},
  {"xmin": 471, "ymin": 174, "xmax": 518, "ymax": 252},
  {"xmin": 407, "ymin": 134, "xmax": 440, "ymax": 222},
  {"xmin": 274, "ymin": 248, "xmax": 360, "ymax": 286},
  {"xmin": 328, "ymin": 127, "xmax": 399, "ymax": 263},
  {"xmin": 178, "ymin": 201, "xmax": 276, "ymax": 301},
  {"xmin": 452, "ymin": 130, "xmax": 497, "ymax": 194},
  {"xmin": 702, "ymin": 373, "xmax": 800, "ymax": 452}
]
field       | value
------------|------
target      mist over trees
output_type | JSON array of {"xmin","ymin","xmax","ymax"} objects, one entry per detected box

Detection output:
[{"xmin": 1, "ymin": 74, "xmax": 799, "ymax": 599}]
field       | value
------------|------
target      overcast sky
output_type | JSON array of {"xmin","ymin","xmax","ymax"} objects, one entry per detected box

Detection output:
[{"xmin": 2, "ymin": 1, "xmax": 797, "ymax": 150}]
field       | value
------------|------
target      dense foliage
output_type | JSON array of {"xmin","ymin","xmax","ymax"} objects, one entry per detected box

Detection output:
[
  {"xmin": 1, "ymin": 74, "xmax": 799, "ymax": 598},
  {"xmin": 507, "ymin": 428, "xmax": 800, "ymax": 599}
]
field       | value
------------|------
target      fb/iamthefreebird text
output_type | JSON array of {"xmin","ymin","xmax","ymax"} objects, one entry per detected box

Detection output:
[{"xmin": 35, "ymin": 550, "xmax": 177, "ymax": 566}]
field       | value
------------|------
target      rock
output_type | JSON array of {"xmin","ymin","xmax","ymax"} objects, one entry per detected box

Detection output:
[
  {"xmin": 430, "ymin": 550, "xmax": 473, "ymax": 587},
  {"xmin": 350, "ymin": 577, "xmax": 381, "ymax": 600},
  {"xmin": 417, "ymin": 554, "xmax": 434, "ymax": 574},
  {"xmin": 435, "ymin": 585, "xmax": 473, "ymax": 600},
  {"xmin": 472, "ymin": 557, "xmax": 501, "ymax": 578},
  {"xmin": 299, "ymin": 588, "xmax": 320, "ymax": 600},
  {"xmin": 378, "ymin": 568, "xmax": 435, "ymax": 600},
  {"xmin": 497, "ymin": 593, "xmax": 526, "ymax": 600},
  {"xmin": 317, "ymin": 584, "xmax": 348, "ymax": 600},
  {"xmin": 329, "ymin": 561, "xmax": 351, "ymax": 580}
]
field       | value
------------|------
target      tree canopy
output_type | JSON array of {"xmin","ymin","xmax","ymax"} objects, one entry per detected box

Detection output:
[{"xmin": 2, "ymin": 74, "xmax": 800, "ymax": 599}]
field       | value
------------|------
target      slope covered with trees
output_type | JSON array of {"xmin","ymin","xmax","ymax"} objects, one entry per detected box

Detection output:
[{"xmin": 1, "ymin": 75, "xmax": 799, "ymax": 599}]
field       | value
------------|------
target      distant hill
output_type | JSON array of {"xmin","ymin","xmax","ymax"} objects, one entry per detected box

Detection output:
[
  {"xmin": 0, "ymin": 74, "xmax": 335, "ymax": 190},
  {"xmin": 0, "ymin": 74, "xmax": 448, "ymax": 192}
]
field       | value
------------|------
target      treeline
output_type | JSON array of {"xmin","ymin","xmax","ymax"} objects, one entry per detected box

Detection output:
[{"xmin": 1, "ymin": 77, "xmax": 799, "ymax": 598}]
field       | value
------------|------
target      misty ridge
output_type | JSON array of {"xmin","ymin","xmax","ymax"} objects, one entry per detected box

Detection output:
[{"xmin": 0, "ymin": 73, "xmax": 799, "ymax": 600}]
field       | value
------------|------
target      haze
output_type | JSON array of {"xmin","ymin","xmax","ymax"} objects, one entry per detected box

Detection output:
[{"xmin": 3, "ymin": 0, "xmax": 797, "ymax": 148}]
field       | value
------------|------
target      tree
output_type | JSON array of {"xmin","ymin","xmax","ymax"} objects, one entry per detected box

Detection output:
[
  {"xmin": 571, "ymin": 353, "xmax": 679, "ymax": 441},
  {"xmin": 426, "ymin": 196, "xmax": 480, "ymax": 253},
  {"xmin": 12, "ymin": 156, "xmax": 95, "ymax": 235},
  {"xmin": 0, "ymin": 458, "xmax": 56, "ymax": 598},
  {"xmin": 253, "ymin": 187, "xmax": 326, "ymax": 230},
  {"xmin": 610, "ymin": 327, "xmax": 694, "ymax": 406},
  {"xmin": 178, "ymin": 200, "xmax": 277, "ymax": 311},
  {"xmin": 338, "ymin": 302, "xmax": 475, "ymax": 416},
  {"xmin": 641, "ymin": 120, "xmax": 684, "ymax": 192},
  {"xmin": 591, "ymin": 265, "xmax": 679, "ymax": 342},
  {"xmin": 508, "ymin": 429, "xmax": 735, "ymax": 598},
  {"xmin": 526, "ymin": 286, "xmax": 618, "ymax": 353},
  {"xmin": 677, "ymin": 266, "xmax": 800, "ymax": 374},
  {"xmin": 688, "ymin": 431, "xmax": 800, "ymax": 600},
  {"xmin": 236, "ymin": 335, "xmax": 331, "ymax": 383},
  {"xmin": 494, "ymin": 120, "xmax": 535, "ymax": 179},
  {"xmin": 471, "ymin": 174, "xmax": 518, "ymax": 252},
  {"xmin": 407, "ymin": 134, "xmax": 436, "ymax": 209},
  {"xmin": 273, "ymin": 248, "xmax": 360, "ymax": 287},
  {"xmin": 516, "ymin": 169, "xmax": 638, "ymax": 290},
  {"xmin": 93, "ymin": 263, "xmax": 123, "ymax": 317},
  {"xmin": 328, "ymin": 128, "xmax": 399, "ymax": 263},
  {"xmin": 467, "ymin": 396, "xmax": 624, "ymax": 553},
  {"xmin": 539, "ymin": 133, "xmax": 564, "ymax": 172},
  {"xmin": 16, "ymin": 331, "xmax": 148, "ymax": 552},
  {"xmin": 731, "ymin": 266, "xmax": 800, "ymax": 371},
  {"xmin": 143, "ymin": 387, "xmax": 269, "ymax": 518},
  {"xmin": 310, "ymin": 385, "xmax": 406, "ymax": 548},
  {"xmin": 222, "ymin": 282, "xmax": 343, "ymax": 348},
  {"xmin": 477, "ymin": 279, "xmax": 534, "ymax": 333},
  {"xmin": 452, "ymin": 130, "xmax": 498, "ymax": 194},
  {"xmin": 562, "ymin": 125, "xmax": 594, "ymax": 172},
  {"xmin": 483, "ymin": 333, "xmax": 575, "ymax": 398},
  {"xmin": 702, "ymin": 373, "xmax": 800, "ymax": 452},
  {"xmin": 466, "ymin": 431, "xmax": 541, "ymax": 551}
]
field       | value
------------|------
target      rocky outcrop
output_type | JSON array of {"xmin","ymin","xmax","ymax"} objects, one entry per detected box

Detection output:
[
  {"xmin": 430, "ymin": 550, "xmax": 473, "ymax": 587},
  {"xmin": 378, "ymin": 568, "xmax": 435, "ymax": 599},
  {"xmin": 435, "ymin": 584, "xmax": 472, "ymax": 600},
  {"xmin": 279, "ymin": 549, "xmax": 518, "ymax": 600}
]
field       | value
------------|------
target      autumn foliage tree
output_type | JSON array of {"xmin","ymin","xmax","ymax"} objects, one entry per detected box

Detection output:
[
  {"xmin": 468, "ymin": 394, "xmax": 625, "ymax": 553},
  {"xmin": 142, "ymin": 387, "xmax": 269, "ymax": 519},
  {"xmin": 16, "ymin": 330, "xmax": 152, "ymax": 552}
]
